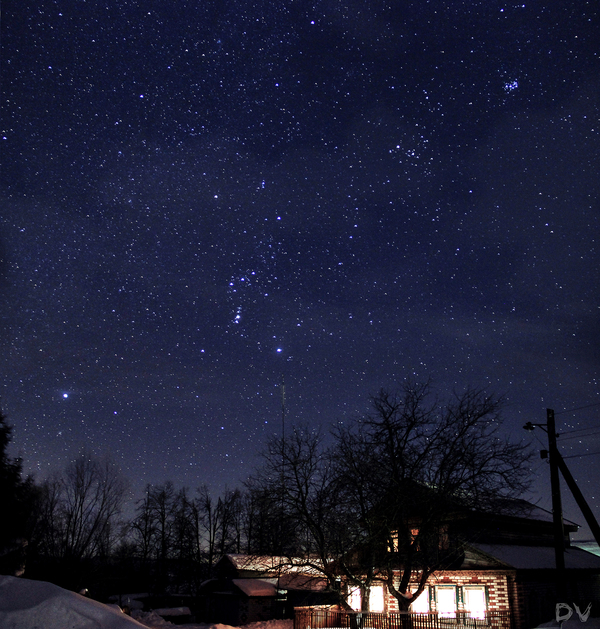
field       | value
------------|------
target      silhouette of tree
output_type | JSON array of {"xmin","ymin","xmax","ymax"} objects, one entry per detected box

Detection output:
[
  {"xmin": 251, "ymin": 382, "xmax": 532, "ymax": 612},
  {"xmin": 30, "ymin": 452, "xmax": 128, "ymax": 588},
  {"xmin": 0, "ymin": 409, "xmax": 37, "ymax": 575}
]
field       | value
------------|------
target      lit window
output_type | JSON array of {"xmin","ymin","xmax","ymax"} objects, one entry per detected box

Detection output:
[
  {"xmin": 348, "ymin": 586, "xmax": 385, "ymax": 612},
  {"xmin": 435, "ymin": 587, "xmax": 457, "ymax": 617},
  {"xmin": 410, "ymin": 528, "xmax": 420, "ymax": 551},
  {"xmin": 370, "ymin": 586, "xmax": 385, "ymax": 613},
  {"xmin": 349, "ymin": 587, "xmax": 361, "ymax": 611},
  {"xmin": 464, "ymin": 587, "xmax": 487, "ymax": 619},
  {"xmin": 410, "ymin": 589, "xmax": 429, "ymax": 614}
]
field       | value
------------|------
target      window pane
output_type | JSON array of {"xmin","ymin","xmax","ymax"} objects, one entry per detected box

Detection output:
[
  {"xmin": 436, "ymin": 588, "xmax": 456, "ymax": 616},
  {"xmin": 370, "ymin": 586, "xmax": 385, "ymax": 613},
  {"xmin": 464, "ymin": 588, "xmax": 486, "ymax": 619},
  {"xmin": 410, "ymin": 589, "xmax": 429, "ymax": 614},
  {"xmin": 349, "ymin": 587, "xmax": 361, "ymax": 611}
]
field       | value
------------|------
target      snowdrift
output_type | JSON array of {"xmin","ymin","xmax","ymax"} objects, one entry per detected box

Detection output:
[{"xmin": 0, "ymin": 575, "xmax": 148, "ymax": 629}]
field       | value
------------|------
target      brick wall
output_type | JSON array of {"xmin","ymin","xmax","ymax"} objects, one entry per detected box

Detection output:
[
  {"xmin": 384, "ymin": 569, "xmax": 600, "ymax": 629},
  {"xmin": 387, "ymin": 569, "xmax": 514, "ymax": 612}
]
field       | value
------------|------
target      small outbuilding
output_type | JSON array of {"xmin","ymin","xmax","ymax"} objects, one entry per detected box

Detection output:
[{"xmin": 198, "ymin": 555, "xmax": 334, "ymax": 625}]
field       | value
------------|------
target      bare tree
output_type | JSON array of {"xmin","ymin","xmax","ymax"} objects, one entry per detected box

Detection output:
[
  {"xmin": 196, "ymin": 484, "xmax": 220, "ymax": 572},
  {"xmin": 334, "ymin": 382, "xmax": 532, "ymax": 611},
  {"xmin": 130, "ymin": 484, "xmax": 157, "ymax": 566},
  {"xmin": 196, "ymin": 485, "xmax": 244, "ymax": 572},
  {"xmin": 29, "ymin": 452, "xmax": 128, "ymax": 589},
  {"xmin": 249, "ymin": 425, "xmax": 350, "ymax": 591},
  {"xmin": 146, "ymin": 481, "xmax": 178, "ymax": 592},
  {"xmin": 216, "ymin": 488, "xmax": 244, "ymax": 556},
  {"xmin": 251, "ymin": 382, "xmax": 532, "ymax": 612},
  {"xmin": 131, "ymin": 483, "xmax": 204, "ymax": 594},
  {"xmin": 33, "ymin": 476, "xmax": 63, "ymax": 560},
  {"xmin": 59, "ymin": 454, "xmax": 128, "ymax": 562},
  {"xmin": 242, "ymin": 479, "xmax": 290, "ymax": 555}
]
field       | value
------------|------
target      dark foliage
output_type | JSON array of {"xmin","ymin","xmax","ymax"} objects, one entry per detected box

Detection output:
[{"xmin": 0, "ymin": 409, "xmax": 38, "ymax": 575}]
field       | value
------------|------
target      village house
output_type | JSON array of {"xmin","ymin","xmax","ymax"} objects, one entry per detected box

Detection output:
[
  {"xmin": 332, "ymin": 500, "xmax": 600, "ymax": 629},
  {"xmin": 198, "ymin": 554, "xmax": 334, "ymax": 626},
  {"xmin": 210, "ymin": 501, "xmax": 600, "ymax": 629}
]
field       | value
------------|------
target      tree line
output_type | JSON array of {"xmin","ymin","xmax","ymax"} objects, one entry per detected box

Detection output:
[
  {"xmin": 0, "ymin": 381, "xmax": 532, "ymax": 607},
  {"xmin": 0, "ymin": 431, "xmax": 292, "ymax": 595}
]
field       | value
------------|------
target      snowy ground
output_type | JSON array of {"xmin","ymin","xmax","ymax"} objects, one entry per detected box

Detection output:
[
  {"xmin": 0, "ymin": 575, "xmax": 293, "ymax": 629},
  {"xmin": 0, "ymin": 575, "xmax": 597, "ymax": 629}
]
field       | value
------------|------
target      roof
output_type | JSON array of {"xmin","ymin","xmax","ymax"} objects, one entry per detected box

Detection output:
[
  {"xmin": 468, "ymin": 498, "xmax": 579, "ymax": 530},
  {"xmin": 572, "ymin": 541, "xmax": 600, "ymax": 557},
  {"xmin": 221, "ymin": 554, "xmax": 324, "ymax": 575},
  {"xmin": 277, "ymin": 573, "xmax": 328, "ymax": 591},
  {"xmin": 232, "ymin": 579, "xmax": 277, "ymax": 597},
  {"xmin": 230, "ymin": 574, "xmax": 328, "ymax": 595},
  {"xmin": 469, "ymin": 543, "xmax": 600, "ymax": 570}
]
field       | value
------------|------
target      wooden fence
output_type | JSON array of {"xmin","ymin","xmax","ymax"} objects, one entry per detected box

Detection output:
[{"xmin": 294, "ymin": 607, "xmax": 512, "ymax": 629}]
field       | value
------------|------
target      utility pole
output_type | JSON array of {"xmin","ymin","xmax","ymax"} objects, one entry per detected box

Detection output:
[
  {"xmin": 525, "ymin": 407, "xmax": 600, "ymax": 599},
  {"xmin": 281, "ymin": 375, "xmax": 286, "ymax": 445},
  {"xmin": 555, "ymin": 454, "xmax": 600, "ymax": 546},
  {"xmin": 278, "ymin": 375, "xmax": 286, "ymax": 555},
  {"xmin": 546, "ymin": 409, "xmax": 565, "ymax": 574},
  {"xmin": 524, "ymin": 411, "xmax": 565, "ymax": 576}
]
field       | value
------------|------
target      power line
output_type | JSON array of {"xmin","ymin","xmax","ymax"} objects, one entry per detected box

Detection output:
[
  {"xmin": 559, "ymin": 429, "xmax": 600, "ymax": 441},
  {"xmin": 563, "ymin": 451, "xmax": 600, "ymax": 460},
  {"xmin": 559, "ymin": 425, "xmax": 600, "ymax": 436},
  {"xmin": 555, "ymin": 401, "xmax": 600, "ymax": 416}
]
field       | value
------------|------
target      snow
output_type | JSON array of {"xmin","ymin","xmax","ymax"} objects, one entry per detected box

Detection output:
[
  {"xmin": 0, "ymin": 575, "xmax": 148, "ymax": 628},
  {"xmin": 5, "ymin": 574, "xmax": 598, "ymax": 629},
  {"xmin": 153, "ymin": 606, "xmax": 191, "ymax": 616},
  {"xmin": 232, "ymin": 578, "xmax": 277, "ymax": 597},
  {"xmin": 0, "ymin": 575, "xmax": 295, "ymax": 629}
]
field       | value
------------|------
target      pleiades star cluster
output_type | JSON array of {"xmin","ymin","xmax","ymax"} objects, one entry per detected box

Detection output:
[{"xmin": 1, "ymin": 1, "xmax": 598, "ymax": 536}]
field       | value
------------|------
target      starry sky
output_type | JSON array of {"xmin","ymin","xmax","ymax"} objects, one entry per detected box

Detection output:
[{"xmin": 1, "ymin": 1, "xmax": 599, "ymax": 539}]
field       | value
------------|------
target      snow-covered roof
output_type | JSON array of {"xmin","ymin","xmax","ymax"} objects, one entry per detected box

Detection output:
[
  {"xmin": 278, "ymin": 573, "xmax": 328, "ymax": 591},
  {"xmin": 223, "ymin": 554, "xmax": 323, "ymax": 574},
  {"xmin": 470, "ymin": 544, "xmax": 600, "ymax": 570},
  {"xmin": 572, "ymin": 541, "xmax": 600, "ymax": 557},
  {"xmin": 232, "ymin": 579, "xmax": 277, "ymax": 597},
  {"xmin": 474, "ymin": 499, "xmax": 579, "ymax": 529}
]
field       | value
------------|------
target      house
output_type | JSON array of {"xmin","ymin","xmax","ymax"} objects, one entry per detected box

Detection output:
[
  {"xmin": 343, "ymin": 500, "xmax": 600, "ymax": 629},
  {"xmin": 202, "ymin": 502, "xmax": 600, "ymax": 629},
  {"xmin": 198, "ymin": 554, "xmax": 334, "ymax": 625}
]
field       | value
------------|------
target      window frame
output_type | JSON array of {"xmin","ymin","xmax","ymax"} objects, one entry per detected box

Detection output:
[
  {"xmin": 462, "ymin": 585, "xmax": 488, "ymax": 619},
  {"xmin": 409, "ymin": 587, "xmax": 430, "ymax": 614},
  {"xmin": 434, "ymin": 585, "xmax": 458, "ymax": 617}
]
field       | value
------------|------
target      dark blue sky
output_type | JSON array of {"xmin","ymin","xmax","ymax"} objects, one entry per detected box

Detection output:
[{"xmin": 1, "ymin": 0, "xmax": 599, "ymax": 538}]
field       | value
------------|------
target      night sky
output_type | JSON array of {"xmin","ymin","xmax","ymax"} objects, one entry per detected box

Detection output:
[{"xmin": 1, "ymin": 1, "xmax": 599, "ymax": 539}]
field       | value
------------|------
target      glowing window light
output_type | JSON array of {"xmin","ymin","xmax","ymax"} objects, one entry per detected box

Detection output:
[
  {"xmin": 370, "ymin": 586, "xmax": 385, "ymax": 613},
  {"xmin": 436, "ymin": 587, "xmax": 457, "ymax": 617},
  {"xmin": 347, "ymin": 585, "xmax": 385, "ymax": 612},
  {"xmin": 410, "ymin": 589, "xmax": 429, "ymax": 614},
  {"xmin": 349, "ymin": 587, "xmax": 361, "ymax": 611},
  {"xmin": 464, "ymin": 587, "xmax": 487, "ymax": 619}
]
